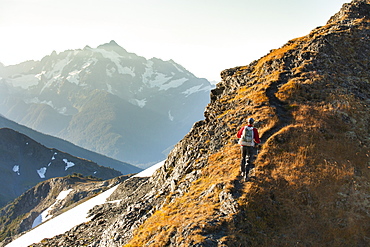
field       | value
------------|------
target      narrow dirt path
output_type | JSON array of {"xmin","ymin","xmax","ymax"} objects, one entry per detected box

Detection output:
[
  {"xmin": 261, "ymin": 72, "xmax": 292, "ymax": 143},
  {"xmin": 244, "ymin": 71, "xmax": 293, "ymax": 181}
]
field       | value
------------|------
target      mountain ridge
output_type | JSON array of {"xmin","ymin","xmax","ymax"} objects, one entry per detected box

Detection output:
[
  {"xmin": 4, "ymin": 0, "xmax": 370, "ymax": 246},
  {"xmin": 125, "ymin": 0, "xmax": 370, "ymax": 245},
  {"xmin": 0, "ymin": 115, "xmax": 139, "ymax": 174},
  {"xmin": 0, "ymin": 41, "xmax": 212, "ymax": 165},
  {"xmin": 0, "ymin": 127, "xmax": 123, "ymax": 209}
]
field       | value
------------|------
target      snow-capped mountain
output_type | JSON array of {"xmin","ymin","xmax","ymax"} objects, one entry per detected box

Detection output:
[{"xmin": 0, "ymin": 41, "xmax": 212, "ymax": 166}]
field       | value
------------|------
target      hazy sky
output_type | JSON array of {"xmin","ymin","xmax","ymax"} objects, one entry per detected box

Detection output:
[{"xmin": 0, "ymin": 0, "xmax": 349, "ymax": 82}]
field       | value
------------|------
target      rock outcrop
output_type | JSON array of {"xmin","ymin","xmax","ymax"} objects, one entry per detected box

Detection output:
[{"xmin": 0, "ymin": 174, "xmax": 129, "ymax": 245}]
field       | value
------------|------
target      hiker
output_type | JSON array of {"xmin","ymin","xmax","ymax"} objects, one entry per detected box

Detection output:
[{"xmin": 237, "ymin": 117, "xmax": 260, "ymax": 180}]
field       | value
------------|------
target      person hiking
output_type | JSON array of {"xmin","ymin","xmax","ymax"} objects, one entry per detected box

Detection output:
[{"xmin": 237, "ymin": 117, "xmax": 260, "ymax": 181}]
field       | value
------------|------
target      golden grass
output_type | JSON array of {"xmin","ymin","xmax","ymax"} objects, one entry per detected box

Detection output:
[
  {"xmin": 255, "ymin": 43, "xmax": 298, "ymax": 71},
  {"xmin": 126, "ymin": 17, "xmax": 370, "ymax": 245},
  {"xmin": 126, "ymin": 146, "xmax": 242, "ymax": 247},
  {"xmin": 127, "ymin": 89, "xmax": 370, "ymax": 246},
  {"xmin": 223, "ymin": 87, "xmax": 370, "ymax": 245}
]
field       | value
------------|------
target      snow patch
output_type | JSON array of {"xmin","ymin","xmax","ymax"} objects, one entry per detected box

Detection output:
[
  {"xmin": 35, "ymin": 71, "xmax": 46, "ymax": 80},
  {"xmin": 106, "ymin": 82, "xmax": 114, "ymax": 94},
  {"xmin": 59, "ymin": 107, "xmax": 67, "ymax": 115},
  {"xmin": 41, "ymin": 57, "xmax": 71, "ymax": 92},
  {"xmin": 142, "ymin": 61, "xmax": 171, "ymax": 90},
  {"xmin": 182, "ymin": 84, "xmax": 212, "ymax": 97},
  {"xmin": 37, "ymin": 167, "xmax": 47, "ymax": 178},
  {"xmin": 143, "ymin": 63, "xmax": 188, "ymax": 90},
  {"xmin": 133, "ymin": 160, "xmax": 165, "ymax": 178},
  {"xmin": 106, "ymin": 66, "xmax": 116, "ymax": 77},
  {"xmin": 143, "ymin": 70, "xmax": 171, "ymax": 89},
  {"xmin": 132, "ymin": 98, "xmax": 147, "ymax": 108},
  {"xmin": 66, "ymin": 70, "xmax": 80, "ymax": 84},
  {"xmin": 95, "ymin": 48, "xmax": 135, "ymax": 76},
  {"xmin": 25, "ymin": 98, "xmax": 69, "ymax": 115},
  {"xmin": 7, "ymin": 74, "xmax": 39, "ymax": 89},
  {"xmin": 159, "ymin": 77, "xmax": 188, "ymax": 91},
  {"xmin": 26, "ymin": 98, "xmax": 54, "ymax": 108},
  {"xmin": 31, "ymin": 189, "xmax": 72, "ymax": 228},
  {"xmin": 67, "ymin": 59, "xmax": 95, "ymax": 85},
  {"xmin": 13, "ymin": 165, "xmax": 20, "ymax": 175},
  {"xmin": 63, "ymin": 159, "xmax": 75, "ymax": 171},
  {"xmin": 7, "ymin": 185, "xmax": 118, "ymax": 247},
  {"xmin": 168, "ymin": 111, "xmax": 174, "ymax": 121},
  {"xmin": 57, "ymin": 189, "xmax": 73, "ymax": 200},
  {"xmin": 106, "ymin": 199, "xmax": 121, "ymax": 204},
  {"xmin": 120, "ymin": 67, "xmax": 135, "ymax": 77}
]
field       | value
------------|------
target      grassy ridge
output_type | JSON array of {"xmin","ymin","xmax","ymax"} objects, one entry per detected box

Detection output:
[{"xmin": 126, "ymin": 3, "xmax": 370, "ymax": 246}]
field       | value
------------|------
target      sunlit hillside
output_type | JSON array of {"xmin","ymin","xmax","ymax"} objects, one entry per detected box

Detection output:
[{"xmin": 126, "ymin": 1, "xmax": 370, "ymax": 246}]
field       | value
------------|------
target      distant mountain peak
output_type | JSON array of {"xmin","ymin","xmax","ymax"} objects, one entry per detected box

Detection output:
[
  {"xmin": 98, "ymin": 40, "xmax": 119, "ymax": 47},
  {"xmin": 0, "ymin": 39, "xmax": 212, "ymax": 165},
  {"xmin": 49, "ymin": 50, "xmax": 58, "ymax": 57},
  {"xmin": 97, "ymin": 40, "xmax": 129, "ymax": 55},
  {"xmin": 108, "ymin": 40, "xmax": 119, "ymax": 46}
]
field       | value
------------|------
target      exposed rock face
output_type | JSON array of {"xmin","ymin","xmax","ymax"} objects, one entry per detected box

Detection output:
[
  {"xmin": 8, "ymin": 0, "xmax": 370, "ymax": 246},
  {"xmin": 0, "ymin": 175, "xmax": 128, "ymax": 245},
  {"xmin": 21, "ymin": 177, "xmax": 156, "ymax": 247}
]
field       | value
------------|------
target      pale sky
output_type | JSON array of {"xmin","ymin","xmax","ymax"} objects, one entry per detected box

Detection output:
[{"xmin": 0, "ymin": 0, "xmax": 349, "ymax": 82}]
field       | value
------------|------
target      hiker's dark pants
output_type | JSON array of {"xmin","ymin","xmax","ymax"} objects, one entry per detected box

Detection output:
[{"xmin": 240, "ymin": 146, "xmax": 256, "ymax": 177}]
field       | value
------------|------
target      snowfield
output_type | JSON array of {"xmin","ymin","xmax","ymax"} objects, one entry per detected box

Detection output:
[
  {"xmin": 5, "ymin": 185, "xmax": 118, "ymax": 247},
  {"xmin": 133, "ymin": 160, "xmax": 165, "ymax": 177},
  {"xmin": 5, "ymin": 161, "xmax": 165, "ymax": 247}
]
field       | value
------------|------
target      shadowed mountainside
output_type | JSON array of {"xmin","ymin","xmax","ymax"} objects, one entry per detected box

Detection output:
[
  {"xmin": 0, "ymin": 115, "xmax": 140, "ymax": 174},
  {"xmin": 0, "ymin": 128, "xmax": 122, "ymax": 208}
]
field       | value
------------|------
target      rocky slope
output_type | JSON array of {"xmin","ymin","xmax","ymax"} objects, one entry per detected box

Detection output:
[
  {"xmin": 0, "ymin": 42, "xmax": 212, "ymax": 166},
  {"xmin": 7, "ymin": 0, "xmax": 370, "ymax": 246},
  {"xmin": 0, "ymin": 174, "xmax": 129, "ymax": 245},
  {"xmin": 0, "ymin": 128, "xmax": 122, "ymax": 208}
]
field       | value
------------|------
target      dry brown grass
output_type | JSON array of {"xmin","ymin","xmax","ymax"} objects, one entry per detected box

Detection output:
[
  {"xmin": 127, "ymin": 88, "xmax": 370, "ymax": 246},
  {"xmin": 223, "ymin": 77, "xmax": 370, "ymax": 245},
  {"xmin": 126, "ymin": 147, "xmax": 241, "ymax": 247},
  {"xmin": 126, "ymin": 17, "xmax": 370, "ymax": 245}
]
